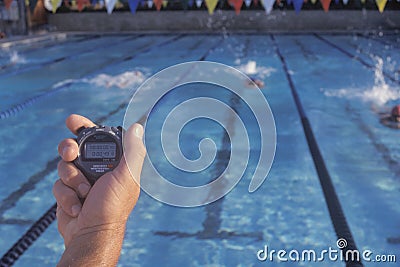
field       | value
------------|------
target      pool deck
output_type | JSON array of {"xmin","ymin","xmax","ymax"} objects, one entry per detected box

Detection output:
[{"xmin": 48, "ymin": 10, "xmax": 400, "ymax": 33}]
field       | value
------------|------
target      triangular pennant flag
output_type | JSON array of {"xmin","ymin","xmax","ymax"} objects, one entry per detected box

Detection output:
[
  {"xmin": 4, "ymin": 0, "xmax": 13, "ymax": 9},
  {"xmin": 188, "ymin": 0, "xmax": 194, "ymax": 6},
  {"xmin": 292, "ymin": 0, "xmax": 303, "ymax": 13},
  {"xmin": 77, "ymin": 0, "xmax": 90, "ymax": 11},
  {"xmin": 334, "ymin": 0, "xmax": 338, "ymax": 3},
  {"xmin": 147, "ymin": 0, "xmax": 153, "ymax": 7},
  {"xmin": 342, "ymin": 0, "xmax": 348, "ymax": 4},
  {"xmin": 162, "ymin": 0, "xmax": 168, "ymax": 7},
  {"xmin": 229, "ymin": 0, "xmax": 243, "ymax": 14},
  {"xmin": 205, "ymin": 0, "xmax": 218, "ymax": 14},
  {"xmin": 261, "ymin": 0, "xmax": 274, "ymax": 14},
  {"xmin": 287, "ymin": 0, "xmax": 292, "ymax": 4},
  {"xmin": 320, "ymin": 0, "xmax": 330, "ymax": 11},
  {"xmin": 44, "ymin": 0, "xmax": 62, "ymax": 13},
  {"xmin": 244, "ymin": 0, "xmax": 251, "ymax": 6},
  {"xmin": 128, "ymin": 0, "xmax": 140, "ymax": 13},
  {"xmin": 375, "ymin": 0, "xmax": 387, "ymax": 12},
  {"xmin": 195, "ymin": 0, "xmax": 202, "ymax": 7},
  {"xmin": 360, "ymin": 0, "xmax": 366, "ymax": 3},
  {"xmin": 105, "ymin": 0, "xmax": 116, "ymax": 13},
  {"xmin": 310, "ymin": 0, "xmax": 317, "ymax": 4},
  {"xmin": 153, "ymin": 0, "xmax": 162, "ymax": 10},
  {"xmin": 253, "ymin": 0, "xmax": 258, "ymax": 5}
]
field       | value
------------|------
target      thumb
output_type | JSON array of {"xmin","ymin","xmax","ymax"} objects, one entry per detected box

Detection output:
[{"xmin": 112, "ymin": 123, "xmax": 146, "ymax": 187}]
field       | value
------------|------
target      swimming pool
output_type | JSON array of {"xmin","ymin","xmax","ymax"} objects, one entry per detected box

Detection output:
[{"xmin": 0, "ymin": 33, "xmax": 399, "ymax": 266}]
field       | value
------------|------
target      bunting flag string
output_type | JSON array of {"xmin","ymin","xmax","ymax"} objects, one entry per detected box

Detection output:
[
  {"xmin": 38, "ymin": 0, "xmax": 398, "ymax": 14},
  {"xmin": 205, "ymin": 0, "xmax": 218, "ymax": 14}
]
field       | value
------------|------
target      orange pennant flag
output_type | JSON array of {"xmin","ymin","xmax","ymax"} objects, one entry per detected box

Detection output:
[
  {"xmin": 153, "ymin": 0, "xmax": 162, "ymax": 10},
  {"xmin": 205, "ymin": 0, "xmax": 218, "ymax": 14},
  {"xmin": 375, "ymin": 0, "xmax": 387, "ymax": 13},
  {"xmin": 4, "ymin": 0, "xmax": 13, "ymax": 9},
  {"xmin": 320, "ymin": 0, "xmax": 330, "ymax": 12},
  {"xmin": 229, "ymin": 0, "xmax": 243, "ymax": 14}
]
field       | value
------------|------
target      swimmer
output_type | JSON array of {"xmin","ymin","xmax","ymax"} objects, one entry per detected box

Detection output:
[
  {"xmin": 246, "ymin": 76, "xmax": 265, "ymax": 88},
  {"xmin": 380, "ymin": 105, "xmax": 400, "ymax": 129}
]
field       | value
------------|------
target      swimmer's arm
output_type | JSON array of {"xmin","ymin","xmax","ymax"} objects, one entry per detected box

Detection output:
[{"xmin": 57, "ymin": 223, "xmax": 126, "ymax": 267}]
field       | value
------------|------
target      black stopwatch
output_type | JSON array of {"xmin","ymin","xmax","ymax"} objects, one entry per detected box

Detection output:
[{"xmin": 74, "ymin": 125, "xmax": 123, "ymax": 185}]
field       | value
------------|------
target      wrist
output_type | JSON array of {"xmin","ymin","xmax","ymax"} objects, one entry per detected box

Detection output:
[{"xmin": 59, "ymin": 222, "xmax": 126, "ymax": 267}]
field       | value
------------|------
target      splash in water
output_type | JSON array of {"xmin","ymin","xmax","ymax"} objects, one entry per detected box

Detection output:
[
  {"xmin": 9, "ymin": 51, "xmax": 27, "ymax": 65},
  {"xmin": 322, "ymin": 56, "xmax": 400, "ymax": 106},
  {"xmin": 87, "ymin": 70, "xmax": 146, "ymax": 89},
  {"xmin": 52, "ymin": 69, "xmax": 148, "ymax": 90},
  {"xmin": 237, "ymin": 60, "xmax": 276, "ymax": 78}
]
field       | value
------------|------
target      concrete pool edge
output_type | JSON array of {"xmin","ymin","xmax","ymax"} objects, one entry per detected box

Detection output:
[{"xmin": 48, "ymin": 10, "xmax": 400, "ymax": 33}]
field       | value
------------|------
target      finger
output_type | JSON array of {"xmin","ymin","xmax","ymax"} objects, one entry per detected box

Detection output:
[
  {"xmin": 113, "ymin": 123, "xmax": 146, "ymax": 186},
  {"xmin": 66, "ymin": 114, "xmax": 96, "ymax": 135},
  {"xmin": 58, "ymin": 138, "xmax": 79, "ymax": 162},
  {"xmin": 53, "ymin": 179, "xmax": 82, "ymax": 218},
  {"xmin": 58, "ymin": 161, "xmax": 91, "ymax": 198}
]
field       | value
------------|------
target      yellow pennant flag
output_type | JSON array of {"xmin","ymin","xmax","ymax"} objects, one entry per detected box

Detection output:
[
  {"xmin": 162, "ymin": 0, "xmax": 168, "ymax": 7},
  {"xmin": 375, "ymin": 0, "xmax": 387, "ymax": 12},
  {"xmin": 360, "ymin": 0, "xmax": 365, "ymax": 3},
  {"xmin": 310, "ymin": 0, "xmax": 317, "ymax": 3},
  {"xmin": 51, "ymin": 0, "xmax": 59, "ymax": 12},
  {"xmin": 205, "ymin": 0, "xmax": 218, "ymax": 14}
]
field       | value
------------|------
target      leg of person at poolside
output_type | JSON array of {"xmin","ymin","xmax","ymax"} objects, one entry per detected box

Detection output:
[{"xmin": 53, "ymin": 114, "xmax": 146, "ymax": 267}]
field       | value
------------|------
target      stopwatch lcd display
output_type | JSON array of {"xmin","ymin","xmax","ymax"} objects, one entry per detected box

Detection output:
[{"xmin": 85, "ymin": 142, "xmax": 116, "ymax": 159}]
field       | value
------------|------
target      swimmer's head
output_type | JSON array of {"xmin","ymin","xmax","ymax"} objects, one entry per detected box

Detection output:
[{"xmin": 391, "ymin": 105, "xmax": 400, "ymax": 122}]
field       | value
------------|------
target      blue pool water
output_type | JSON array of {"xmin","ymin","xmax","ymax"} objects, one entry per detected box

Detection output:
[{"xmin": 0, "ymin": 33, "xmax": 399, "ymax": 266}]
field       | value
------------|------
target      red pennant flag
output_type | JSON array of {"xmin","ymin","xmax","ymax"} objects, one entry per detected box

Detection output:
[
  {"xmin": 77, "ymin": 0, "xmax": 90, "ymax": 11},
  {"xmin": 4, "ymin": 0, "xmax": 13, "ymax": 9},
  {"xmin": 229, "ymin": 0, "xmax": 243, "ymax": 14},
  {"xmin": 153, "ymin": 0, "xmax": 162, "ymax": 10},
  {"xmin": 253, "ymin": 0, "xmax": 259, "ymax": 5},
  {"xmin": 320, "ymin": 0, "xmax": 330, "ymax": 11}
]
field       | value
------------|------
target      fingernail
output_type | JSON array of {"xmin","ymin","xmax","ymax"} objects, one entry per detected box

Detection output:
[
  {"xmin": 78, "ymin": 183, "xmax": 90, "ymax": 197},
  {"xmin": 62, "ymin": 146, "xmax": 70, "ymax": 157},
  {"xmin": 134, "ymin": 124, "xmax": 144, "ymax": 139},
  {"xmin": 71, "ymin": 204, "xmax": 81, "ymax": 217},
  {"xmin": 62, "ymin": 145, "xmax": 74, "ymax": 158}
]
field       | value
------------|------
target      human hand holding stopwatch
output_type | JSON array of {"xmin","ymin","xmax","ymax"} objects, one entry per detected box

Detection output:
[{"xmin": 53, "ymin": 114, "xmax": 146, "ymax": 267}]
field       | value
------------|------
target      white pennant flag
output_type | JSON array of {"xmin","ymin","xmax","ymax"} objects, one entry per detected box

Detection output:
[
  {"xmin": 261, "ymin": 0, "xmax": 274, "ymax": 14},
  {"xmin": 195, "ymin": 0, "xmax": 202, "ymax": 7},
  {"xmin": 147, "ymin": 0, "xmax": 153, "ymax": 7},
  {"xmin": 342, "ymin": 0, "xmax": 348, "ymax": 4},
  {"xmin": 244, "ymin": 0, "xmax": 252, "ymax": 6},
  {"xmin": 105, "ymin": 0, "xmax": 116, "ymax": 13}
]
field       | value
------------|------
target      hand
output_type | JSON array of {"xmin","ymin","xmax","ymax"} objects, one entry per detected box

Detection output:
[{"xmin": 53, "ymin": 114, "xmax": 146, "ymax": 247}]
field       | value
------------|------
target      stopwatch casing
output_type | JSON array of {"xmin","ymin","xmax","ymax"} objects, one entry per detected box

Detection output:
[{"xmin": 74, "ymin": 126, "xmax": 123, "ymax": 185}]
